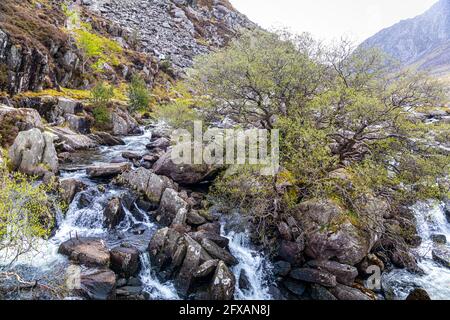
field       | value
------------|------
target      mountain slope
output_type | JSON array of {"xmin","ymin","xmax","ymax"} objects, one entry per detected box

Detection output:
[{"xmin": 361, "ymin": 0, "xmax": 450, "ymax": 77}]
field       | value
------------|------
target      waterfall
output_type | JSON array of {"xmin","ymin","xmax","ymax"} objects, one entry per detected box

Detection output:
[{"xmin": 383, "ymin": 202, "xmax": 450, "ymax": 300}]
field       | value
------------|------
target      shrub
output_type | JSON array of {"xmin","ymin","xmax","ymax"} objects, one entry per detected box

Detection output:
[
  {"xmin": 90, "ymin": 82, "xmax": 113, "ymax": 126},
  {"xmin": 0, "ymin": 154, "xmax": 57, "ymax": 268},
  {"xmin": 127, "ymin": 74, "xmax": 150, "ymax": 112}
]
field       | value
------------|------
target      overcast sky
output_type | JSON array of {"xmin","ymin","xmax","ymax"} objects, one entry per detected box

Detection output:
[{"xmin": 230, "ymin": 0, "xmax": 438, "ymax": 44}]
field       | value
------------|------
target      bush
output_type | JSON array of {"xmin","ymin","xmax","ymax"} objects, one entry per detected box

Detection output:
[
  {"xmin": 90, "ymin": 82, "xmax": 113, "ymax": 126},
  {"xmin": 127, "ymin": 74, "xmax": 150, "ymax": 112},
  {"xmin": 0, "ymin": 154, "xmax": 57, "ymax": 267}
]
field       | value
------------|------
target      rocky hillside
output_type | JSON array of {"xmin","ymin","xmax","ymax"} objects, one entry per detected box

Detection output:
[
  {"xmin": 81, "ymin": 0, "xmax": 254, "ymax": 70},
  {"xmin": 361, "ymin": 0, "xmax": 450, "ymax": 77}
]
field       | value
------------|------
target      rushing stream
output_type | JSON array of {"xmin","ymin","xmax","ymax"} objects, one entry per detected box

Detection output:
[
  {"xmin": 0, "ymin": 127, "xmax": 273, "ymax": 300},
  {"xmin": 383, "ymin": 202, "xmax": 450, "ymax": 300}
]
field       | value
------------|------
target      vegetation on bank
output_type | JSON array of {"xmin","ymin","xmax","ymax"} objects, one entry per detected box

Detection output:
[{"xmin": 158, "ymin": 29, "xmax": 450, "ymax": 244}]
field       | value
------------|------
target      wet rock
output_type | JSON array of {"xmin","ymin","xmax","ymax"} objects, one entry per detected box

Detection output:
[
  {"xmin": 406, "ymin": 288, "xmax": 431, "ymax": 300},
  {"xmin": 306, "ymin": 260, "xmax": 358, "ymax": 286},
  {"xmin": 201, "ymin": 238, "xmax": 238, "ymax": 266},
  {"xmin": 87, "ymin": 162, "xmax": 131, "ymax": 178},
  {"xmin": 60, "ymin": 179, "xmax": 86, "ymax": 204},
  {"xmin": 146, "ymin": 137, "xmax": 170, "ymax": 150},
  {"xmin": 194, "ymin": 259, "xmax": 219, "ymax": 278},
  {"xmin": 431, "ymin": 234, "xmax": 447, "ymax": 245},
  {"xmin": 157, "ymin": 188, "xmax": 189, "ymax": 226},
  {"xmin": 328, "ymin": 284, "xmax": 371, "ymax": 300},
  {"xmin": 189, "ymin": 231, "xmax": 229, "ymax": 248},
  {"xmin": 278, "ymin": 240, "xmax": 304, "ymax": 266},
  {"xmin": 176, "ymin": 235, "xmax": 202, "ymax": 296},
  {"xmin": 148, "ymin": 227, "xmax": 183, "ymax": 273},
  {"xmin": 310, "ymin": 284, "xmax": 337, "ymax": 300},
  {"xmin": 277, "ymin": 222, "xmax": 293, "ymax": 241},
  {"xmin": 238, "ymin": 269, "xmax": 251, "ymax": 291},
  {"xmin": 88, "ymin": 132, "xmax": 125, "ymax": 146},
  {"xmin": 186, "ymin": 210, "xmax": 207, "ymax": 226},
  {"xmin": 172, "ymin": 208, "xmax": 188, "ymax": 227},
  {"xmin": 117, "ymin": 167, "xmax": 176, "ymax": 203},
  {"xmin": 152, "ymin": 148, "xmax": 218, "ymax": 185},
  {"xmin": 122, "ymin": 152, "xmax": 142, "ymax": 161},
  {"xmin": 289, "ymin": 268, "xmax": 337, "ymax": 288},
  {"xmin": 389, "ymin": 247, "xmax": 420, "ymax": 272},
  {"xmin": 116, "ymin": 286, "xmax": 144, "ymax": 299},
  {"xmin": 110, "ymin": 245, "xmax": 141, "ymax": 278},
  {"xmin": 208, "ymin": 261, "xmax": 236, "ymax": 300},
  {"xmin": 59, "ymin": 238, "xmax": 110, "ymax": 268},
  {"xmin": 8, "ymin": 128, "xmax": 58, "ymax": 176},
  {"xmin": 78, "ymin": 268, "xmax": 116, "ymax": 300},
  {"xmin": 432, "ymin": 246, "xmax": 450, "ymax": 269},
  {"xmin": 103, "ymin": 198, "xmax": 125, "ymax": 229},
  {"xmin": 273, "ymin": 261, "xmax": 291, "ymax": 277}
]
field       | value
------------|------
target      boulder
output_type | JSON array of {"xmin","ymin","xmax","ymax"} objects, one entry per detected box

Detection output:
[
  {"xmin": 307, "ymin": 260, "xmax": 358, "ymax": 286},
  {"xmin": 148, "ymin": 227, "xmax": 184, "ymax": 273},
  {"xmin": 103, "ymin": 198, "xmax": 125, "ymax": 229},
  {"xmin": 0, "ymin": 104, "xmax": 43, "ymax": 135},
  {"xmin": 117, "ymin": 167, "xmax": 176, "ymax": 203},
  {"xmin": 208, "ymin": 261, "xmax": 236, "ymax": 300},
  {"xmin": 186, "ymin": 210, "xmax": 207, "ymax": 226},
  {"xmin": 60, "ymin": 179, "xmax": 86, "ymax": 204},
  {"xmin": 289, "ymin": 268, "xmax": 337, "ymax": 288},
  {"xmin": 328, "ymin": 284, "xmax": 371, "ymax": 300},
  {"xmin": 87, "ymin": 163, "xmax": 131, "ymax": 178},
  {"xmin": 406, "ymin": 288, "xmax": 431, "ymax": 300},
  {"xmin": 110, "ymin": 245, "xmax": 141, "ymax": 278},
  {"xmin": 49, "ymin": 127, "xmax": 98, "ymax": 150},
  {"xmin": 146, "ymin": 137, "xmax": 170, "ymax": 150},
  {"xmin": 189, "ymin": 231, "xmax": 229, "ymax": 248},
  {"xmin": 152, "ymin": 149, "xmax": 218, "ymax": 185},
  {"xmin": 66, "ymin": 114, "xmax": 91, "ymax": 134},
  {"xmin": 122, "ymin": 152, "xmax": 142, "ymax": 161},
  {"xmin": 238, "ymin": 269, "xmax": 251, "ymax": 291},
  {"xmin": 194, "ymin": 259, "xmax": 219, "ymax": 278},
  {"xmin": 8, "ymin": 128, "xmax": 58, "ymax": 176},
  {"xmin": 273, "ymin": 261, "xmax": 291, "ymax": 277},
  {"xmin": 310, "ymin": 284, "xmax": 337, "ymax": 300},
  {"xmin": 201, "ymin": 238, "xmax": 238, "ymax": 266},
  {"xmin": 283, "ymin": 279, "xmax": 306, "ymax": 297},
  {"xmin": 175, "ymin": 235, "xmax": 203, "ymax": 296},
  {"xmin": 111, "ymin": 108, "xmax": 142, "ymax": 136},
  {"xmin": 58, "ymin": 238, "xmax": 110, "ymax": 268},
  {"xmin": 157, "ymin": 188, "xmax": 189, "ymax": 226},
  {"xmin": 198, "ymin": 222, "xmax": 221, "ymax": 235},
  {"xmin": 278, "ymin": 240, "xmax": 304, "ymax": 266},
  {"xmin": 78, "ymin": 268, "xmax": 116, "ymax": 300},
  {"xmin": 431, "ymin": 234, "xmax": 447, "ymax": 245},
  {"xmin": 432, "ymin": 246, "xmax": 450, "ymax": 269},
  {"xmin": 88, "ymin": 132, "xmax": 125, "ymax": 146}
]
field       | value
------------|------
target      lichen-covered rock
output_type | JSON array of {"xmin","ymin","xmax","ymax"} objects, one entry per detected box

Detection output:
[
  {"xmin": 175, "ymin": 235, "xmax": 202, "ymax": 296},
  {"xmin": 157, "ymin": 188, "xmax": 189, "ymax": 226},
  {"xmin": 208, "ymin": 261, "xmax": 236, "ymax": 300},
  {"xmin": 110, "ymin": 245, "xmax": 141, "ymax": 278},
  {"xmin": 8, "ymin": 128, "xmax": 58, "ymax": 176},
  {"xmin": 201, "ymin": 238, "xmax": 237, "ymax": 266},
  {"xmin": 58, "ymin": 238, "xmax": 110, "ymax": 268},
  {"xmin": 307, "ymin": 260, "xmax": 358, "ymax": 286},
  {"xmin": 117, "ymin": 167, "xmax": 176, "ymax": 203}
]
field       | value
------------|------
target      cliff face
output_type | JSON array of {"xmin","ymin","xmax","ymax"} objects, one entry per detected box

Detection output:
[
  {"xmin": 81, "ymin": 0, "xmax": 255, "ymax": 70},
  {"xmin": 0, "ymin": 0, "xmax": 254, "ymax": 95},
  {"xmin": 361, "ymin": 0, "xmax": 450, "ymax": 77}
]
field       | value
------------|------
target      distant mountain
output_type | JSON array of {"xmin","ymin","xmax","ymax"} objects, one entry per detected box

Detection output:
[{"xmin": 361, "ymin": 0, "xmax": 450, "ymax": 78}]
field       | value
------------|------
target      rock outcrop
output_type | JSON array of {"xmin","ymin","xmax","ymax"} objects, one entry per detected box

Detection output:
[{"xmin": 8, "ymin": 128, "xmax": 58, "ymax": 176}]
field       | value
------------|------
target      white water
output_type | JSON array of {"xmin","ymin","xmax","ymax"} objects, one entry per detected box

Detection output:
[
  {"xmin": 221, "ymin": 223, "xmax": 273, "ymax": 300},
  {"xmin": 383, "ymin": 202, "xmax": 450, "ymax": 300}
]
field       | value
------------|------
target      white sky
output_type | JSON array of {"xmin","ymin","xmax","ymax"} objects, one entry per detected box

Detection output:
[{"xmin": 230, "ymin": 0, "xmax": 439, "ymax": 44}]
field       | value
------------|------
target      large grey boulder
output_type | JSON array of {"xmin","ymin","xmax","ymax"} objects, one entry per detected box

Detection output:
[
  {"xmin": 175, "ymin": 235, "xmax": 202, "ymax": 296},
  {"xmin": 49, "ymin": 127, "xmax": 98, "ymax": 150},
  {"xmin": 157, "ymin": 188, "xmax": 189, "ymax": 226},
  {"xmin": 8, "ymin": 128, "xmax": 58, "ymax": 176},
  {"xmin": 152, "ymin": 148, "xmax": 218, "ymax": 185},
  {"xmin": 148, "ymin": 227, "xmax": 184, "ymax": 273},
  {"xmin": 117, "ymin": 167, "xmax": 176, "ymax": 203},
  {"xmin": 103, "ymin": 197, "xmax": 125, "ymax": 229},
  {"xmin": 60, "ymin": 179, "xmax": 86, "ymax": 204},
  {"xmin": 58, "ymin": 238, "xmax": 110, "ymax": 268},
  {"xmin": 87, "ymin": 162, "xmax": 131, "ymax": 178},
  {"xmin": 111, "ymin": 108, "xmax": 142, "ymax": 136},
  {"xmin": 432, "ymin": 246, "xmax": 450, "ymax": 269},
  {"xmin": 200, "ymin": 238, "xmax": 237, "ymax": 266},
  {"xmin": 110, "ymin": 245, "xmax": 141, "ymax": 278}
]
